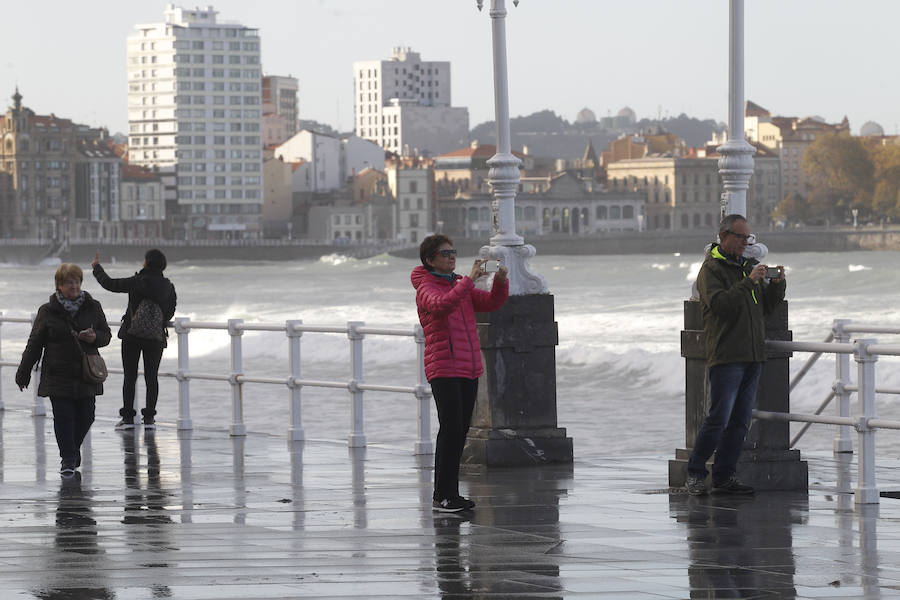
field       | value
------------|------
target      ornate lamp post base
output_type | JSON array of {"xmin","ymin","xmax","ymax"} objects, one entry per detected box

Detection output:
[{"xmin": 463, "ymin": 294, "xmax": 573, "ymax": 467}]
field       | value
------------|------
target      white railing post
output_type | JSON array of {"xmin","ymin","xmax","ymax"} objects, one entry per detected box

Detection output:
[
  {"xmin": 854, "ymin": 338, "xmax": 879, "ymax": 505},
  {"xmin": 413, "ymin": 324, "xmax": 433, "ymax": 455},
  {"xmin": 833, "ymin": 319, "xmax": 853, "ymax": 453},
  {"xmin": 347, "ymin": 321, "xmax": 366, "ymax": 448},
  {"xmin": 31, "ymin": 312, "xmax": 45, "ymax": 416},
  {"xmin": 286, "ymin": 319, "xmax": 304, "ymax": 441},
  {"xmin": 228, "ymin": 319, "xmax": 246, "ymax": 436},
  {"xmin": 175, "ymin": 317, "xmax": 193, "ymax": 430}
]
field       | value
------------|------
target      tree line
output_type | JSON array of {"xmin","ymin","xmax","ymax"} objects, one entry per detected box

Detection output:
[{"xmin": 774, "ymin": 134, "xmax": 900, "ymax": 225}]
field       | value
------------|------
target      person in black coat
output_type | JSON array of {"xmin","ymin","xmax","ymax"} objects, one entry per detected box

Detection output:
[
  {"xmin": 16, "ymin": 263, "xmax": 112, "ymax": 476},
  {"xmin": 91, "ymin": 248, "xmax": 177, "ymax": 430}
]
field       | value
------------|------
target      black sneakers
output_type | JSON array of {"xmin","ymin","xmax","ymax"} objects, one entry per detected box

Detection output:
[
  {"xmin": 60, "ymin": 461, "xmax": 76, "ymax": 477},
  {"xmin": 685, "ymin": 475, "xmax": 708, "ymax": 496},
  {"xmin": 432, "ymin": 498, "xmax": 469, "ymax": 513},
  {"xmin": 115, "ymin": 418, "xmax": 135, "ymax": 431},
  {"xmin": 458, "ymin": 496, "xmax": 476, "ymax": 509},
  {"xmin": 712, "ymin": 475, "xmax": 755, "ymax": 495},
  {"xmin": 143, "ymin": 416, "xmax": 156, "ymax": 430}
]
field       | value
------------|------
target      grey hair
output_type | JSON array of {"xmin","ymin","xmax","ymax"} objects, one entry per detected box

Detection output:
[{"xmin": 718, "ymin": 214, "xmax": 747, "ymax": 235}]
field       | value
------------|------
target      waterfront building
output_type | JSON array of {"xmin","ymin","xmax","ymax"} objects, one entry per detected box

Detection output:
[
  {"xmin": 385, "ymin": 156, "xmax": 434, "ymax": 244},
  {"xmin": 274, "ymin": 130, "xmax": 385, "ymax": 194},
  {"xmin": 262, "ymin": 111, "xmax": 289, "ymax": 148},
  {"xmin": 438, "ymin": 169, "xmax": 644, "ymax": 239},
  {"xmin": 606, "ymin": 145, "xmax": 781, "ymax": 232},
  {"xmin": 74, "ymin": 139, "xmax": 122, "ymax": 241},
  {"xmin": 275, "ymin": 130, "xmax": 341, "ymax": 192},
  {"xmin": 307, "ymin": 205, "xmax": 368, "ymax": 243},
  {"xmin": 0, "ymin": 89, "xmax": 78, "ymax": 241},
  {"xmin": 744, "ymin": 101, "xmax": 849, "ymax": 201},
  {"xmin": 351, "ymin": 167, "xmax": 389, "ymax": 205},
  {"xmin": 341, "ymin": 135, "xmax": 385, "ymax": 180},
  {"xmin": 120, "ymin": 164, "xmax": 165, "ymax": 239},
  {"xmin": 127, "ymin": 4, "xmax": 263, "ymax": 240},
  {"xmin": 261, "ymin": 154, "xmax": 294, "ymax": 238},
  {"xmin": 353, "ymin": 47, "xmax": 468, "ymax": 157},
  {"xmin": 434, "ymin": 141, "xmax": 527, "ymax": 197},
  {"xmin": 262, "ymin": 75, "xmax": 298, "ymax": 141},
  {"xmin": 600, "ymin": 130, "xmax": 685, "ymax": 166}
]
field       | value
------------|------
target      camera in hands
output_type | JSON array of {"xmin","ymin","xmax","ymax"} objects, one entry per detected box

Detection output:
[
  {"xmin": 481, "ymin": 260, "xmax": 501, "ymax": 273},
  {"xmin": 765, "ymin": 266, "xmax": 784, "ymax": 280}
]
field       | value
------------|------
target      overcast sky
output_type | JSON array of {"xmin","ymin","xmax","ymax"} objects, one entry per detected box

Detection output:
[{"xmin": 2, "ymin": 1, "xmax": 897, "ymax": 138}]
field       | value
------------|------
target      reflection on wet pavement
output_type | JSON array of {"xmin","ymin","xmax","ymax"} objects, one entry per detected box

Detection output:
[{"xmin": 0, "ymin": 409, "xmax": 898, "ymax": 597}]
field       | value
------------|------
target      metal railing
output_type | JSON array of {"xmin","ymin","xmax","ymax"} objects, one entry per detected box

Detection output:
[
  {"xmin": 0, "ymin": 313, "xmax": 433, "ymax": 455},
  {"xmin": 760, "ymin": 319, "xmax": 900, "ymax": 505}
]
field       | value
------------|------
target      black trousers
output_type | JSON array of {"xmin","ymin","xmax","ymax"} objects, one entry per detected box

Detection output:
[
  {"xmin": 430, "ymin": 377, "xmax": 478, "ymax": 501},
  {"xmin": 121, "ymin": 337, "xmax": 165, "ymax": 419},
  {"xmin": 49, "ymin": 395, "xmax": 95, "ymax": 464}
]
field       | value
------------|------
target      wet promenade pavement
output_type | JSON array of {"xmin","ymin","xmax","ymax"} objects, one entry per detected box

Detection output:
[{"xmin": 1, "ymin": 408, "xmax": 900, "ymax": 599}]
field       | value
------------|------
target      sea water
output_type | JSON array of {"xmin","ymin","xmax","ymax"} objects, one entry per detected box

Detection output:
[{"xmin": 1, "ymin": 249, "xmax": 899, "ymax": 459}]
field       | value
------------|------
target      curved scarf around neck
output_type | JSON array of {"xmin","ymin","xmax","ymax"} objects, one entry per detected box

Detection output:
[{"xmin": 56, "ymin": 291, "xmax": 85, "ymax": 317}]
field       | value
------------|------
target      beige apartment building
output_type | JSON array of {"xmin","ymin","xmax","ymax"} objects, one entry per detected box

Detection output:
[{"xmin": 606, "ymin": 149, "xmax": 781, "ymax": 232}]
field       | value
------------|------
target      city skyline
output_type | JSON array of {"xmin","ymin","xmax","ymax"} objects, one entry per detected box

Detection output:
[{"xmin": 2, "ymin": 0, "xmax": 898, "ymax": 140}]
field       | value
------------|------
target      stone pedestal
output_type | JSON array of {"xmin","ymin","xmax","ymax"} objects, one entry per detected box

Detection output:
[
  {"xmin": 669, "ymin": 299, "xmax": 808, "ymax": 491},
  {"xmin": 462, "ymin": 294, "xmax": 573, "ymax": 467}
]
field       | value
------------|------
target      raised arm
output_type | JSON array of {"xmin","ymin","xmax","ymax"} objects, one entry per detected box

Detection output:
[
  {"xmin": 92, "ymin": 263, "xmax": 137, "ymax": 294},
  {"xmin": 472, "ymin": 274, "xmax": 509, "ymax": 313},
  {"xmin": 416, "ymin": 277, "xmax": 475, "ymax": 318}
]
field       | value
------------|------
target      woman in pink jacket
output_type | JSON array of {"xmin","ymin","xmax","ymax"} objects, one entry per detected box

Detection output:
[{"xmin": 411, "ymin": 234, "xmax": 508, "ymax": 512}]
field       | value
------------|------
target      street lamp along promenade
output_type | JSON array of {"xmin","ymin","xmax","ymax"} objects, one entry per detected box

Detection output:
[{"xmin": 475, "ymin": 0, "xmax": 547, "ymax": 295}]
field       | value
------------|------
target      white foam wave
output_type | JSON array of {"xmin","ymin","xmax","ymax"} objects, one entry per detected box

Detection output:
[
  {"xmin": 650, "ymin": 263, "xmax": 671, "ymax": 271},
  {"xmin": 319, "ymin": 253, "xmax": 356, "ymax": 266},
  {"xmin": 684, "ymin": 261, "xmax": 703, "ymax": 281},
  {"xmin": 848, "ymin": 264, "xmax": 872, "ymax": 272}
]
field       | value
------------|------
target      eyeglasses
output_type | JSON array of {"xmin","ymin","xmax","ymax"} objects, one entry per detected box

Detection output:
[
  {"xmin": 725, "ymin": 230, "xmax": 757, "ymax": 244},
  {"xmin": 437, "ymin": 249, "xmax": 457, "ymax": 258}
]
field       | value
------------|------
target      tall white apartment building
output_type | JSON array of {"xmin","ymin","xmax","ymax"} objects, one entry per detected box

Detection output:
[
  {"xmin": 127, "ymin": 4, "xmax": 263, "ymax": 239},
  {"xmin": 354, "ymin": 47, "xmax": 468, "ymax": 157}
]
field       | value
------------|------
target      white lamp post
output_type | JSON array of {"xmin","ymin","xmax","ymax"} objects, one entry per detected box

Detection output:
[
  {"xmin": 717, "ymin": 0, "xmax": 756, "ymax": 219},
  {"xmin": 476, "ymin": 0, "xmax": 547, "ymax": 295}
]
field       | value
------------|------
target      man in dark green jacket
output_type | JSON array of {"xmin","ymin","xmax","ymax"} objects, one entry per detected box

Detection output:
[{"xmin": 686, "ymin": 214, "xmax": 786, "ymax": 496}]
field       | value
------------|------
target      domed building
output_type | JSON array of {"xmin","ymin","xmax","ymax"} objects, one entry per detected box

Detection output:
[
  {"xmin": 860, "ymin": 121, "xmax": 885, "ymax": 137},
  {"xmin": 617, "ymin": 106, "xmax": 636, "ymax": 124},
  {"xmin": 575, "ymin": 108, "xmax": 597, "ymax": 124}
]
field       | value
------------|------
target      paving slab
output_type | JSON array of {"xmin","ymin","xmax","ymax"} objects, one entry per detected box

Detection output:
[{"xmin": 1, "ymin": 408, "xmax": 900, "ymax": 598}]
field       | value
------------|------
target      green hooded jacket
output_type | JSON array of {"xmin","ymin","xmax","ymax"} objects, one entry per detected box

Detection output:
[{"xmin": 696, "ymin": 243, "xmax": 786, "ymax": 367}]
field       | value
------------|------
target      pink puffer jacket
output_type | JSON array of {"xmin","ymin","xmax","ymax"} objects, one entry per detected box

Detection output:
[{"xmin": 411, "ymin": 266, "xmax": 509, "ymax": 382}]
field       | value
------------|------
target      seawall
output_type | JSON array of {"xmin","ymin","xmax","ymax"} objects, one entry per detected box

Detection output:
[
  {"xmin": 3, "ymin": 228, "xmax": 899, "ymax": 264},
  {"xmin": 391, "ymin": 228, "xmax": 900, "ymax": 259}
]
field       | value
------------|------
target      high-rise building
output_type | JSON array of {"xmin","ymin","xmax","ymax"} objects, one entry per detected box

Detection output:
[
  {"xmin": 127, "ymin": 3, "xmax": 264, "ymax": 239},
  {"xmin": 262, "ymin": 75, "xmax": 298, "ymax": 140},
  {"xmin": 353, "ymin": 47, "xmax": 468, "ymax": 157}
]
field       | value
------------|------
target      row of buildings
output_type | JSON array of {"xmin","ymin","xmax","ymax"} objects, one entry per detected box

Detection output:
[{"xmin": 1, "ymin": 3, "xmax": 895, "ymax": 245}]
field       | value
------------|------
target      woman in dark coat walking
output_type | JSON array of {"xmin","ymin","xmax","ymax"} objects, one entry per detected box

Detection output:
[
  {"xmin": 16, "ymin": 263, "xmax": 112, "ymax": 476},
  {"xmin": 92, "ymin": 248, "xmax": 177, "ymax": 430}
]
